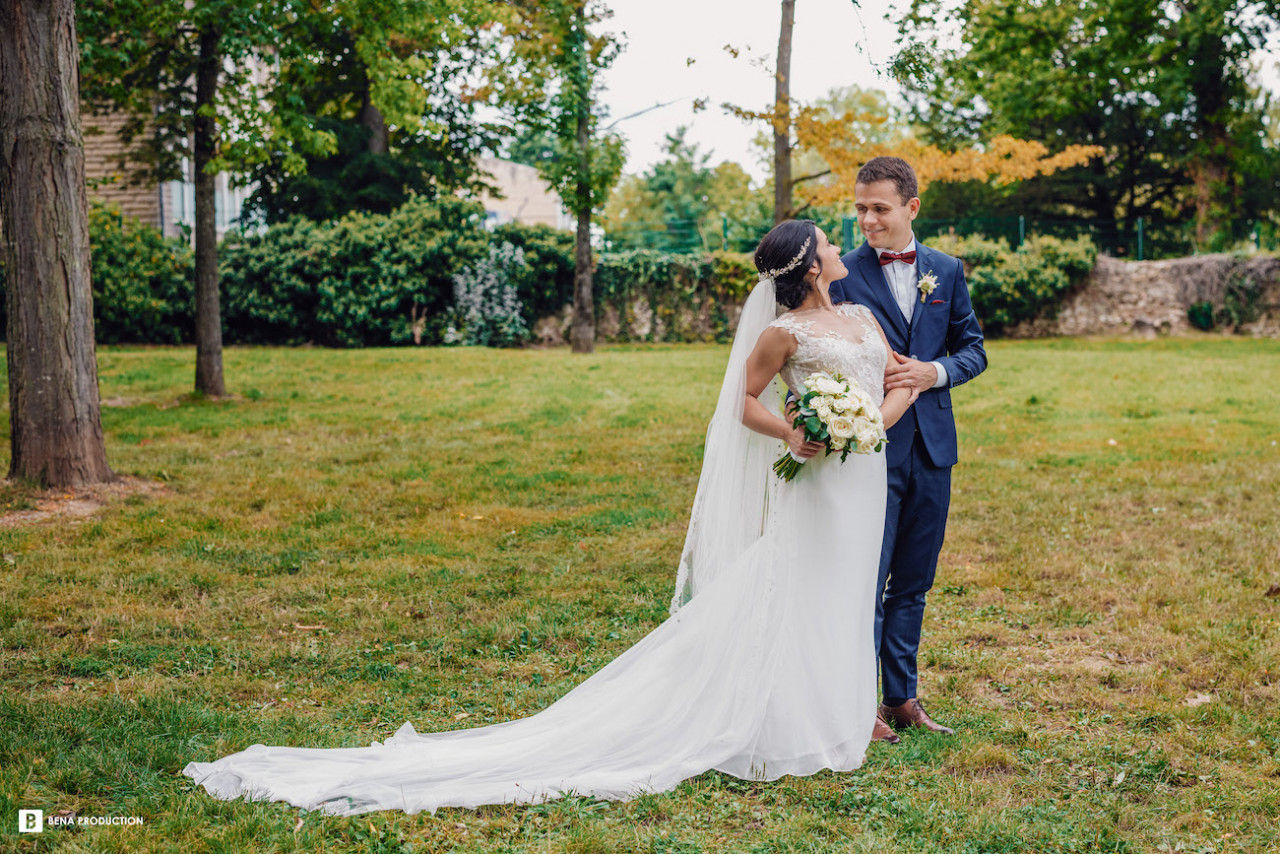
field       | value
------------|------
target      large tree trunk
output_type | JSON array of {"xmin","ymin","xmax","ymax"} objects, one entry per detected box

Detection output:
[
  {"xmin": 569, "ymin": 6, "xmax": 594, "ymax": 354},
  {"xmin": 772, "ymin": 0, "xmax": 795, "ymax": 225},
  {"xmin": 193, "ymin": 25, "xmax": 226, "ymax": 396},
  {"xmin": 0, "ymin": 0, "xmax": 113, "ymax": 487}
]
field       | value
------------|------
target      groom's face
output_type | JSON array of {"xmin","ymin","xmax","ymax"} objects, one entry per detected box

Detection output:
[{"xmin": 854, "ymin": 180, "xmax": 920, "ymax": 252}]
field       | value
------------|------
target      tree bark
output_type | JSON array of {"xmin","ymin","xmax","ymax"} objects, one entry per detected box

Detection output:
[
  {"xmin": 0, "ymin": 0, "xmax": 113, "ymax": 486},
  {"xmin": 569, "ymin": 7, "xmax": 595, "ymax": 354},
  {"xmin": 193, "ymin": 25, "xmax": 226, "ymax": 396},
  {"xmin": 773, "ymin": 0, "xmax": 795, "ymax": 225},
  {"xmin": 359, "ymin": 86, "xmax": 390, "ymax": 156}
]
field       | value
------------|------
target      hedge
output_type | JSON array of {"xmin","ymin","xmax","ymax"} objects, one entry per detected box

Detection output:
[{"xmin": 929, "ymin": 233, "xmax": 1097, "ymax": 335}]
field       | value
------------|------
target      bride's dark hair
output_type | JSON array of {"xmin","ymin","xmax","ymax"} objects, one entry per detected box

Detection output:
[{"xmin": 754, "ymin": 219, "xmax": 820, "ymax": 309}]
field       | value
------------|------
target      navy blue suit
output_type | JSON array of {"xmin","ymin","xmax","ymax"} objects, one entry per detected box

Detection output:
[{"xmin": 829, "ymin": 240, "xmax": 987, "ymax": 704}]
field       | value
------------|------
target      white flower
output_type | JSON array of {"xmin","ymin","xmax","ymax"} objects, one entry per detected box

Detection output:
[
  {"xmin": 816, "ymin": 403, "xmax": 833, "ymax": 420},
  {"xmin": 918, "ymin": 271, "xmax": 940, "ymax": 304},
  {"xmin": 830, "ymin": 437, "xmax": 848, "ymax": 451},
  {"xmin": 853, "ymin": 415, "xmax": 875, "ymax": 438},
  {"xmin": 808, "ymin": 375, "xmax": 844, "ymax": 395},
  {"xmin": 829, "ymin": 416, "xmax": 856, "ymax": 440}
]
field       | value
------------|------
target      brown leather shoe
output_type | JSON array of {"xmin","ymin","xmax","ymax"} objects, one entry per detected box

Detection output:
[
  {"xmin": 880, "ymin": 699, "xmax": 955, "ymax": 735},
  {"xmin": 872, "ymin": 707, "xmax": 901, "ymax": 744}
]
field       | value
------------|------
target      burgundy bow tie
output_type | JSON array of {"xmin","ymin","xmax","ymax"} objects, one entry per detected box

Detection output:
[{"xmin": 879, "ymin": 250, "xmax": 917, "ymax": 266}]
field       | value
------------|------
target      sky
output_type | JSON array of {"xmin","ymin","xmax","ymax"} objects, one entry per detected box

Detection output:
[{"xmin": 598, "ymin": 0, "xmax": 1280, "ymax": 183}]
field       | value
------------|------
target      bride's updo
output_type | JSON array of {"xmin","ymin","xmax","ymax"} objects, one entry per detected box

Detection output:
[{"xmin": 754, "ymin": 219, "xmax": 820, "ymax": 310}]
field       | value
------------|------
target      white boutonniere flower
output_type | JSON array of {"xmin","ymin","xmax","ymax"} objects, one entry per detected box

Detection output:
[{"xmin": 918, "ymin": 271, "xmax": 939, "ymax": 303}]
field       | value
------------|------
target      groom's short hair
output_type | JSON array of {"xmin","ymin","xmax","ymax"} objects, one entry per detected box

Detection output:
[{"xmin": 856, "ymin": 157, "xmax": 918, "ymax": 204}]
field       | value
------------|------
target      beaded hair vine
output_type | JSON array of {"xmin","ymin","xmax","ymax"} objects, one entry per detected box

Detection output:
[{"xmin": 758, "ymin": 236, "xmax": 813, "ymax": 283}]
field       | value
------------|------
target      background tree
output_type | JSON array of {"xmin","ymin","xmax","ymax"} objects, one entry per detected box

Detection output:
[
  {"xmin": 601, "ymin": 128, "xmax": 762, "ymax": 252},
  {"xmin": 898, "ymin": 0, "xmax": 1280, "ymax": 248},
  {"xmin": 244, "ymin": 0, "xmax": 514, "ymax": 224},
  {"xmin": 0, "ymin": 0, "xmax": 113, "ymax": 487},
  {"xmin": 78, "ymin": 0, "xmax": 334, "ymax": 395},
  {"xmin": 512, "ymin": 0, "xmax": 625, "ymax": 354}
]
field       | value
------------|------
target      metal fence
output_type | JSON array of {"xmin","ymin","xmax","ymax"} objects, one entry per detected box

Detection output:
[{"xmin": 604, "ymin": 215, "xmax": 1280, "ymax": 260}]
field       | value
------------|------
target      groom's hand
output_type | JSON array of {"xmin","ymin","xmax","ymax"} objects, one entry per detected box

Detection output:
[{"xmin": 885, "ymin": 351, "xmax": 937, "ymax": 393}]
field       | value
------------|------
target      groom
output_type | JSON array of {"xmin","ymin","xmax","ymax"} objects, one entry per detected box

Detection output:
[{"xmin": 828, "ymin": 156, "xmax": 987, "ymax": 741}]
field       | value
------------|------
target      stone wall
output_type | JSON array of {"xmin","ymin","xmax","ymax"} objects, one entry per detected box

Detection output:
[{"xmin": 1009, "ymin": 254, "xmax": 1280, "ymax": 338}]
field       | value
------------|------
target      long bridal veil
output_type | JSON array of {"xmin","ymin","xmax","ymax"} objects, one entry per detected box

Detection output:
[{"xmin": 670, "ymin": 277, "xmax": 786, "ymax": 612}]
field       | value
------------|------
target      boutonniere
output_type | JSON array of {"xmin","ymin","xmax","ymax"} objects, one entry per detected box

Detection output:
[{"xmin": 918, "ymin": 271, "xmax": 939, "ymax": 303}]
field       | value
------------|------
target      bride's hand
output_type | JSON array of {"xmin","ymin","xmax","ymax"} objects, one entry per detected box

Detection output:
[{"xmin": 786, "ymin": 425, "xmax": 825, "ymax": 459}]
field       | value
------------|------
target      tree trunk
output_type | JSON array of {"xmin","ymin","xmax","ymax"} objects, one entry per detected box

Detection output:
[
  {"xmin": 571, "ymin": 204, "xmax": 594, "ymax": 353},
  {"xmin": 569, "ymin": 7, "xmax": 595, "ymax": 354},
  {"xmin": 359, "ymin": 85, "xmax": 390, "ymax": 156},
  {"xmin": 193, "ymin": 25, "xmax": 226, "ymax": 396},
  {"xmin": 0, "ymin": 0, "xmax": 113, "ymax": 487},
  {"xmin": 773, "ymin": 0, "xmax": 795, "ymax": 225}
]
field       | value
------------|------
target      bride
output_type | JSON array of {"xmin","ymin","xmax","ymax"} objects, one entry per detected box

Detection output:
[{"xmin": 184, "ymin": 220, "xmax": 918, "ymax": 816}]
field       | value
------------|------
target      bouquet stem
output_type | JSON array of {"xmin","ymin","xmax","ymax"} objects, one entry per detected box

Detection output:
[{"xmin": 772, "ymin": 451, "xmax": 806, "ymax": 481}]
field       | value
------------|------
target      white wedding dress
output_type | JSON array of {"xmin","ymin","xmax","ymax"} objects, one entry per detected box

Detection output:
[{"xmin": 184, "ymin": 300, "xmax": 889, "ymax": 816}]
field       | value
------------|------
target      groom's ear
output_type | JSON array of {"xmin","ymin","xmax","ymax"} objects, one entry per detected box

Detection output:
[{"xmin": 907, "ymin": 197, "xmax": 921, "ymax": 220}]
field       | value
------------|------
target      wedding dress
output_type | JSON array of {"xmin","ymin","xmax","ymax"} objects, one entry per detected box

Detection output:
[{"xmin": 183, "ymin": 293, "xmax": 889, "ymax": 816}]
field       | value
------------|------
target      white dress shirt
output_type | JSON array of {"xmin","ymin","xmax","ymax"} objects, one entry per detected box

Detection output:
[{"xmin": 872, "ymin": 236, "xmax": 949, "ymax": 389}]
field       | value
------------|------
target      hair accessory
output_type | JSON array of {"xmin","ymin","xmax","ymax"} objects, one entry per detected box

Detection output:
[{"xmin": 762, "ymin": 236, "xmax": 812, "ymax": 281}]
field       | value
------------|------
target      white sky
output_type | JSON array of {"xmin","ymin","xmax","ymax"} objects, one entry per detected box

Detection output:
[{"xmin": 599, "ymin": 0, "xmax": 1280, "ymax": 183}]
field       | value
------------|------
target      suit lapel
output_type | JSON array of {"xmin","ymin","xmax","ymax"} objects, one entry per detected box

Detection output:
[
  {"xmin": 855, "ymin": 243, "xmax": 908, "ymax": 339},
  {"xmin": 908, "ymin": 244, "xmax": 931, "ymax": 338}
]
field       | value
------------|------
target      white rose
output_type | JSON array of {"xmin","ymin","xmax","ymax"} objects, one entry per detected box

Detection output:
[
  {"xmin": 829, "ymin": 415, "xmax": 856, "ymax": 440},
  {"xmin": 810, "ymin": 376, "xmax": 843, "ymax": 395},
  {"xmin": 830, "ymin": 437, "xmax": 848, "ymax": 451},
  {"xmin": 853, "ymin": 415, "xmax": 875, "ymax": 437},
  {"xmin": 856, "ymin": 432, "xmax": 879, "ymax": 453}
]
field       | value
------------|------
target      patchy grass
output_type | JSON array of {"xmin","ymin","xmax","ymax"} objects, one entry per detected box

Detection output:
[{"xmin": 1, "ymin": 337, "xmax": 1278, "ymax": 853}]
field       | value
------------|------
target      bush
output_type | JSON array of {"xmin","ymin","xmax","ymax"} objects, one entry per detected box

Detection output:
[
  {"xmin": 1188, "ymin": 300, "xmax": 1216, "ymax": 331},
  {"xmin": 933, "ymin": 233, "xmax": 1097, "ymax": 335},
  {"xmin": 491, "ymin": 222, "xmax": 575, "ymax": 321},
  {"xmin": 220, "ymin": 195, "xmax": 489, "ymax": 346},
  {"xmin": 1217, "ymin": 270, "xmax": 1264, "ymax": 328},
  {"xmin": 448, "ymin": 242, "xmax": 530, "ymax": 347},
  {"xmin": 0, "ymin": 202, "xmax": 194, "ymax": 344}
]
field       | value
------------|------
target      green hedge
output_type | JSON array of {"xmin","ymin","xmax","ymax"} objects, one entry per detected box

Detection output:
[
  {"xmin": 0, "ymin": 201, "xmax": 195, "ymax": 344},
  {"xmin": 929, "ymin": 233, "xmax": 1097, "ymax": 335},
  {"xmin": 14, "ymin": 199, "xmax": 1107, "ymax": 346},
  {"xmin": 220, "ymin": 195, "xmax": 489, "ymax": 347}
]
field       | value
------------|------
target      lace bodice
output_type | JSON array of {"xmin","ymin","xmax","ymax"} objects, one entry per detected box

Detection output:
[{"xmin": 768, "ymin": 304, "xmax": 887, "ymax": 406}]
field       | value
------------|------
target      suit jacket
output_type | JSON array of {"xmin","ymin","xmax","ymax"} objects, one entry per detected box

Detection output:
[{"xmin": 829, "ymin": 241, "xmax": 987, "ymax": 469}]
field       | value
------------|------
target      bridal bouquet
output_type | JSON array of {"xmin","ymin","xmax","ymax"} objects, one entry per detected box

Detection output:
[{"xmin": 772, "ymin": 371, "xmax": 886, "ymax": 481}]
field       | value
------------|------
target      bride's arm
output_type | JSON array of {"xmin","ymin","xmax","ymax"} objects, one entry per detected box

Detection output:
[
  {"xmin": 742, "ymin": 327, "xmax": 825, "ymax": 459},
  {"xmin": 869, "ymin": 315, "xmax": 918, "ymax": 429}
]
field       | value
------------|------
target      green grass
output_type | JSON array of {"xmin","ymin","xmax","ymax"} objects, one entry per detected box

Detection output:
[{"xmin": 1, "ymin": 337, "xmax": 1278, "ymax": 853}]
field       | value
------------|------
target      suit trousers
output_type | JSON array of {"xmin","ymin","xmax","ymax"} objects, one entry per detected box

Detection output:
[{"xmin": 875, "ymin": 429, "xmax": 952, "ymax": 704}]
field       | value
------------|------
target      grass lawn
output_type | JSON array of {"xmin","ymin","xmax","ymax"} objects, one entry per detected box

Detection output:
[{"xmin": 1, "ymin": 336, "xmax": 1278, "ymax": 854}]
